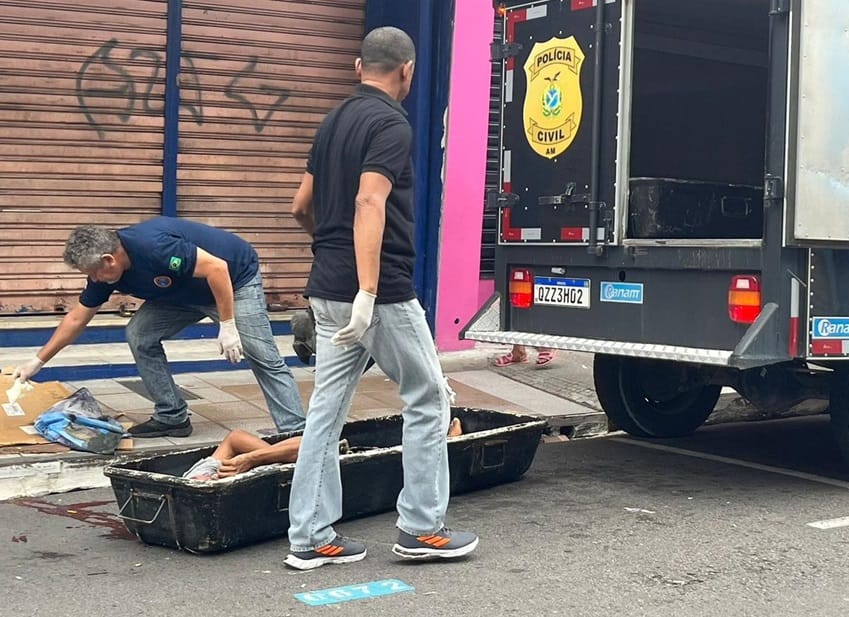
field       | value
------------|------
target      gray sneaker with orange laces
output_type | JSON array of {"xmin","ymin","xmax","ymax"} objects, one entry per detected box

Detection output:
[
  {"xmin": 391, "ymin": 527, "xmax": 479, "ymax": 560},
  {"xmin": 284, "ymin": 536, "xmax": 367, "ymax": 570}
]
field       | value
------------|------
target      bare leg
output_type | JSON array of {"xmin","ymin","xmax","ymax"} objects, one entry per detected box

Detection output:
[
  {"xmin": 185, "ymin": 432, "xmax": 303, "ymax": 481},
  {"xmin": 215, "ymin": 430, "xmax": 303, "ymax": 463},
  {"xmin": 210, "ymin": 429, "xmax": 271, "ymax": 460},
  {"xmin": 240, "ymin": 435, "xmax": 303, "ymax": 464},
  {"xmin": 215, "ymin": 432, "xmax": 304, "ymax": 478}
]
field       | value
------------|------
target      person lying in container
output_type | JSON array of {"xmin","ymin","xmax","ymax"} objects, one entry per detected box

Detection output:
[{"xmin": 183, "ymin": 417, "xmax": 465, "ymax": 481}]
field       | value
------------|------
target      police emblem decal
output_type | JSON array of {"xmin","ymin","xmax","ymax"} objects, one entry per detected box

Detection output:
[
  {"xmin": 542, "ymin": 74, "xmax": 562, "ymax": 118},
  {"xmin": 523, "ymin": 36, "xmax": 585, "ymax": 159}
]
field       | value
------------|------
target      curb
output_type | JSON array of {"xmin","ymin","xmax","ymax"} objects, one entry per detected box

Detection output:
[
  {"xmin": 1, "ymin": 457, "xmax": 112, "ymax": 501},
  {"xmin": 0, "ymin": 442, "xmax": 222, "ymax": 501}
]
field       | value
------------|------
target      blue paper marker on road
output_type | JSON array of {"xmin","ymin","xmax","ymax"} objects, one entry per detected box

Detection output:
[{"xmin": 295, "ymin": 579, "xmax": 414, "ymax": 606}]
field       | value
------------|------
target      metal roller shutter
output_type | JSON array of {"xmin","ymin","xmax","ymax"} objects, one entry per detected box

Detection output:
[
  {"xmin": 0, "ymin": 0, "xmax": 167, "ymax": 313},
  {"xmin": 178, "ymin": 0, "xmax": 366, "ymax": 310},
  {"xmin": 479, "ymin": 16, "xmax": 503, "ymax": 280}
]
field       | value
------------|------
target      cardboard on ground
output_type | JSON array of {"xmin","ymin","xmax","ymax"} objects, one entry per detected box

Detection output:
[{"xmin": 0, "ymin": 373, "xmax": 72, "ymax": 446}]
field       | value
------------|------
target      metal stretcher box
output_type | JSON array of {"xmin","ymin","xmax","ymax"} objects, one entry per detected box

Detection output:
[{"xmin": 104, "ymin": 407, "xmax": 546, "ymax": 553}]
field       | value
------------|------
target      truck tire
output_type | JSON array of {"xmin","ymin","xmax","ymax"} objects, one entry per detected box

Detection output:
[{"xmin": 593, "ymin": 354, "xmax": 721, "ymax": 438}]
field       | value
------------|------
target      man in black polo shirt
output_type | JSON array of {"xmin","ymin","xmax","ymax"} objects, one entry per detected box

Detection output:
[{"xmin": 285, "ymin": 26, "xmax": 478, "ymax": 570}]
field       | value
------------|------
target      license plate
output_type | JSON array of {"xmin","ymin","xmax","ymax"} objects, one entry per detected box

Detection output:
[{"xmin": 533, "ymin": 277, "xmax": 590, "ymax": 309}]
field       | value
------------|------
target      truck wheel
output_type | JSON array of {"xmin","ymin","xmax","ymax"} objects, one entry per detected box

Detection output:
[{"xmin": 594, "ymin": 354, "xmax": 721, "ymax": 438}]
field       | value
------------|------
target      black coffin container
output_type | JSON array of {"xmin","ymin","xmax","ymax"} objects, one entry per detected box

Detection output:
[
  {"xmin": 628, "ymin": 177, "xmax": 764, "ymax": 239},
  {"xmin": 104, "ymin": 407, "xmax": 546, "ymax": 553}
]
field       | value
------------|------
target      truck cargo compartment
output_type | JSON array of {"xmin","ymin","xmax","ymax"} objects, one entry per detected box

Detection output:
[{"xmin": 627, "ymin": 0, "xmax": 769, "ymax": 240}]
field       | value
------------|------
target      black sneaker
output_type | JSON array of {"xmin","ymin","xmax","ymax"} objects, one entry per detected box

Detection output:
[
  {"xmin": 128, "ymin": 418, "xmax": 192, "ymax": 438},
  {"xmin": 284, "ymin": 536, "xmax": 367, "ymax": 570},
  {"xmin": 392, "ymin": 527, "xmax": 479, "ymax": 560}
]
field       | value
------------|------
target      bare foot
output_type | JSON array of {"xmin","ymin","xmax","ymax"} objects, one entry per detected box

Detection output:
[{"xmin": 447, "ymin": 417, "xmax": 463, "ymax": 438}]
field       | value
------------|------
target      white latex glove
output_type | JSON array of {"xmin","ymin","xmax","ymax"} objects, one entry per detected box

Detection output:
[
  {"xmin": 217, "ymin": 319, "xmax": 244, "ymax": 363},
  {"xmin": 6, "ymin": 379, "xmax": 34, "ymax": 404},
  {"xmin": 331, "ymin": 289, "xmax": 376, "ymax": 347},
  {"xmin": 12, "ymin": 357, "xmax": 44, "ymax": 383}
]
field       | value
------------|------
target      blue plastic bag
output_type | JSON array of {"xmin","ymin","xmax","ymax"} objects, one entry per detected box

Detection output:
[{"xmin": 34, "ymin": 387, "xmax": 125, "ymax": 454}]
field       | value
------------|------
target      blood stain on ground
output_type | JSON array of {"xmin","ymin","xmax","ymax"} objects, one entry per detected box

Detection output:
[{"xmin": 13, "ymin": 499, "xmax": 136, "ymax": 541}]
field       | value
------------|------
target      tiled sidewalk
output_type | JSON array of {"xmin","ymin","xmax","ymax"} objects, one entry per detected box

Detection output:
[{"xmin": 62, "ymin": 360, "xmax": 538, "ymax": 453}]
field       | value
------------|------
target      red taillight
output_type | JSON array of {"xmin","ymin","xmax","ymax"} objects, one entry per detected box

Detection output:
[
  {"xmin": 509, "ymin": 268, "xmax": 533, "ymax": 309},
  {"xmin": 728, "ymin": 275, "xmax": 761, "ymax": 324}
]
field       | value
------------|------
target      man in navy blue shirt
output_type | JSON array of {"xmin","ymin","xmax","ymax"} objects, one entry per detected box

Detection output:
[
  {"xmin": 284, "ymin": 27, "xmax": 478, "ymax": 570},
  {"xmin": 12, "ymin": 217, "xmax": 305, "ymax": 438}
]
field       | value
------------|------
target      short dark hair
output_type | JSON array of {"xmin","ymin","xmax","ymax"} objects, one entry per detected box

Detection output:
[
  {"xmin": 63, "ymin": 225, "xmax": 120, "ymax": 269},
  {"xmin": 360, "ymin": 26, "xmax": 416, "ymax": 74}
]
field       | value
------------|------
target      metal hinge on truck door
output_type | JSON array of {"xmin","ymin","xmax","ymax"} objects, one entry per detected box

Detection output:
[
  {"xmin": 491, "ymin": 41, "xmax": 522, "ymax": 61},
  {"xmin": 764, "ymin": 174, "xmax": 784, "ymax": 205},
  {"xmin": 769, "ymin": 0, "xmax": 790, "ymax": 15},
  {"xmin": 587, "ymin": 201, "xmax": 610, "ymax": 256},
  {"xmin": 485, "ymin": 189, "xmax": 519, "ymax": 211}
]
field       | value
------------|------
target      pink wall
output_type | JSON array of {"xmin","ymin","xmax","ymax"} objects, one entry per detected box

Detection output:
[
  {"xmin": 478, "ymin": 278, "xmax": 495, "ymax": 307},
  {"xmin": 434, "ymin": 0, "xmax": 494, "ymax": 351}
]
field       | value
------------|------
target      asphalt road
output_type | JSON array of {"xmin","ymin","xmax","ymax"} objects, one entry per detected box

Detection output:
[{"xmin": 3, "ymin": 416, "xmax": 849, "ymax": 617}]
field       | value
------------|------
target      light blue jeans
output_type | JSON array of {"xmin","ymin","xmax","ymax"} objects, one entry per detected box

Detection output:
[
  {"xmin": 287, "ymin": 297, "xmax": 451, "ymax": 552},
  {"xmin": 124, "ymin": 272, "xmax": 306, "ymax": 432}
]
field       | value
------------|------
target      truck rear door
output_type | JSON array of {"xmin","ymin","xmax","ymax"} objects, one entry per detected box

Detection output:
[
  {"xmin": 784, "ymin": 1, "xmax": 849, "ymax": 358},
  {"xmin": 496, "ymin": 0, "xmax": 624, "ymax": 246},
  {"xmin": 786, "ymin": 0, "xmax": 849, "ymax": 245}
]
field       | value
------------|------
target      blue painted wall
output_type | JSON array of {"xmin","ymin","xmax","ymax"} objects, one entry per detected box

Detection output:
[
  {"xmin": 161, "ymin": 0, "xmax": 181, "ymax": 216},
  {"xmin": 365, "ymin": 0, "xmax": 455, "ymax": 331}
]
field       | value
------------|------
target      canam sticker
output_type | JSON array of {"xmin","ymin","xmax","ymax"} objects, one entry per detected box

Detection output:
[
  {"xmin": 811, "ymin": 317, "xmax": 849, "ymax": 339},
  {"xmin": 523, "ymin": 36, "xmax": 585, "ymax": 159},
  {"xmin": 600, "ymin": 282, "xmax": 644, "ymax": 304}
]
